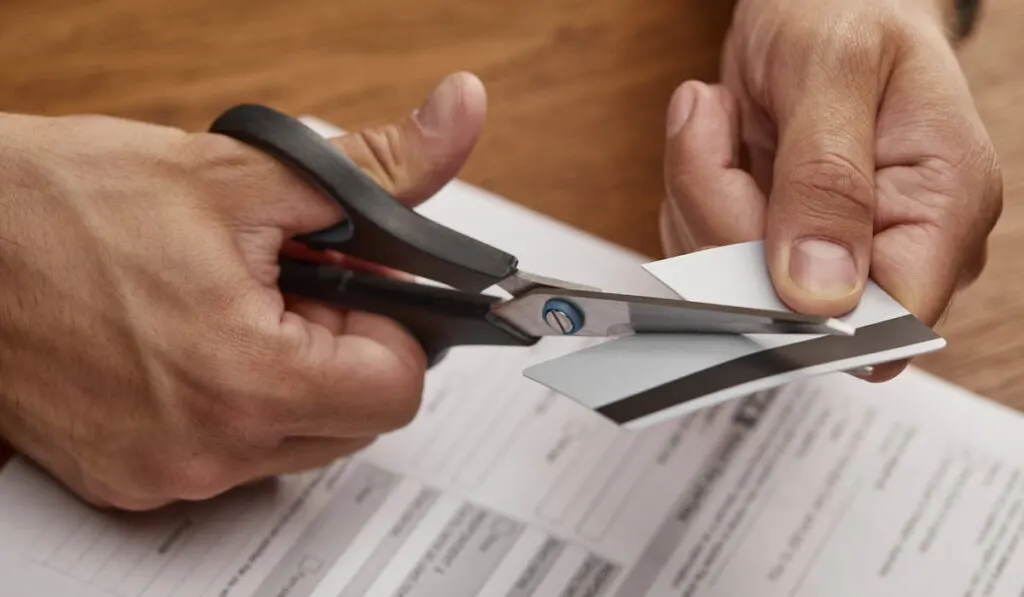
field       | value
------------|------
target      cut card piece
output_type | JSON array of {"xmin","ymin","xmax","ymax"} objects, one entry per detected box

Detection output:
[{"xmin": 523, "ymin": 241, "xmax": 946, "ymax": 430}]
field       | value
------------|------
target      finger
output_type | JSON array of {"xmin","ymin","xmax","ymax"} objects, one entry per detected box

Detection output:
[
  {"xmin": 284, "ymin": 295, "xmax": 347, "ymax": 334},
  {"xmin": 858, "ymin": 360, "xmax": 909, "ymax": 383},
  {"xmin": 867, "ymin": 31, "xmax": 1003, "ymax": 333},
  {"xmin": 871, "ymin": 184, "xmax": 998, "ymax": 328},
  {"xmin": 749, "ymin": 144, "xmax": 775, "ymax": 197},
  {"xmin": 334, "ymin": 71, "xmax": 488, "ymax": 207},
  {"xmin": 210, "ymin": 71, "xmax": 488, "ymax": 237},
  {"xmin": 658, "ymin": 198, "xmax": 691, "ymax": 256},
  {"xmin": 43, "ymin": 454, "xmax": 173, "ymax": 512},
  {"xmin": 959, "ymin": 239, "xmax": 988, "ymax": 289},
  {"xmin": 663, "ymin": 81, "xmax": 766, "ymax": 249},
  {"xmin": 122, "ymin": 437, "xmax": 377, "ymax": 505},
  {"xmin": 280, "ymin": 250, "xmax": 420, "ymax": 336},
  {"xmin": 280, "ymin": 242, "xmax": 415, "ymax": 282},
  {"xmin": 78, "ymin": 476, "xmax": 172, "ymax": 512},
  {"xmin": 870, "ymin": 73, "xmax": 1001, "ymax": 327},
  {"xmin": 178, "ymin": 437, "xmax": 376, "ymax": 502},
  {"xmin": 236, "ymin": 64, "xmax": 470, "ymax": 434},
  {"xmin": 765, "ymin": 37, "xmax": 889, "ymax": 317},
  {"xmin": 658, "ymin": 198, "xmax": 722, "ymax": 257},
  {"xmin": 265, "ymin": 309, "xmax": 428, "ymax": 439},
  {"xmin": 287, "ymin": 71, "xmax": 487, "ymax": 236},
  {"xmin": 862, "ymin": 157, "xmax": 999, "ymax": 387}
]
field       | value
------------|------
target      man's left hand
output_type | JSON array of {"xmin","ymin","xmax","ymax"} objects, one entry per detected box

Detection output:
[{"xmin": 660, "ymin": 0, "xmax": 1003, "ymax": 381}]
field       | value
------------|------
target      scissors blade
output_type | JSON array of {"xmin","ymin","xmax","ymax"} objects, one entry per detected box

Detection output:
[{"xmin": 491, "ymin": 288, "xmax": 855, "ymax": 338}]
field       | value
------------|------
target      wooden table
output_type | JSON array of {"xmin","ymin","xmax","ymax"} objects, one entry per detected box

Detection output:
[{"xmin": 1, "ymin": 0, "xmax": 1022, "ymax": 469}]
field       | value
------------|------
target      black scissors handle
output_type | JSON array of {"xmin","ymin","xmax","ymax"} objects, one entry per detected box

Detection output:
[
  {"xmin": 208, "ymin": 105, "xmax": 537, "ymax": 364},
  {"xmin": 209, "ymin": 104, "xmax": 518, "ymax": 293},
  {"xmin": 278, "ymin": 257, "xmax": 537, "ymax": 365}
]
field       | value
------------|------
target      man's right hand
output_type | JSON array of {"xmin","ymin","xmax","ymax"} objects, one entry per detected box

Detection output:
[{"xmin": 0, "ymin": 72, "xmax": 487, "ymax": 511}]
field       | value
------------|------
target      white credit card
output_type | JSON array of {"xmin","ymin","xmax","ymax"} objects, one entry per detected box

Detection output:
[{"xmin": 523, "ymin": 241, "xmax": 947, "ymax": 430}]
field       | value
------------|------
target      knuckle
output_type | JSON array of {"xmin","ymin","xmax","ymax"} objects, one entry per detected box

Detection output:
[
  {"xmin": 182, "ymin": 131, "xmax": 248, "ymax": 170},
  {"xmin": 93, "ymin": 489, "xmax": 169, "ymax": 513},
  {"xmin": 350, "ymin": 125, "xmax": 408, "ymax": 193},
  {"xmin": 182, "ymin": 132, "xmax": 304, "ymax": 209},
  {"xmin": 58, "ymin": 113, "xmax": 134, "ymax": 136},
  {"xmin": 777, "ymin": 7, "xmax": 888, "ymax": 72},
  {"xmin": 182, "ymin": 133, "xmax": 254, "ymax": 192},
  {"xmin": 163, "ymin": 455, "xmax": 236, "ymax": 501},
  {"xmin": 184, "ymin": 319, "xmax": 329, "ymax": 439},
  {"xmin": 174, "ymin": 378, "xmax": 238, "ymax": 437},
  {"xmin": 180, "ymin": 133, "xmax": 249, "ymax": 204},
  {"xmin": 193, "ymin": 395, "xmax": 280, "ymax": 449},
  {"xmin": 828, "ymin": 22, "xmax": 883, "ymax": 71},
  {"xmin": 784, "ymin": 153, "xmax": 875, "ymax": 225},
  {"xmin": 927, "ymin": 141, "xmax": 1003, "ymax": 239},
  {"xmin": 176, "ymin": 457, "xmax": 236, "ymax": 501},
  {"xmin": 913, "ymin": 156, "xmax": 962, "ymax": 199},
  {"xmin": 174, "ymin": 355, "xmax": 287, "ymax": 447},
  {"xmin": 128, "ymin": 449, "xmax": 232, "ymax": 502}
]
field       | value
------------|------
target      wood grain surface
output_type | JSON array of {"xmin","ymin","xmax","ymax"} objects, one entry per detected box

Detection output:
[{"xmin": 0, "ymin": 0, "xmax": 1022, "ymax": 470}]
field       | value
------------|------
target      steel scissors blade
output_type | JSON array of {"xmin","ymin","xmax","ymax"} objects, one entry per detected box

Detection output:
[{"xmin": 209, "ymin": 105, "xmax": 853, "ymax": 365}]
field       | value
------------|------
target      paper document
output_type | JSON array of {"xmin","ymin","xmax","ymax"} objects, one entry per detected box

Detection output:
[
  {"xmin": 2, "ymin": 116, "xmax": 1024, "ymax": 597},
  {"xmin": 524, "ymin": 242, "xmax": 946, "ymax": 429}
]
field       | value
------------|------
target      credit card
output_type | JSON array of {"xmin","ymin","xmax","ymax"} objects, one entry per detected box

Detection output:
[{"xmin": 523, "ymin": 241, "xmax": 946, "ymax": 430}]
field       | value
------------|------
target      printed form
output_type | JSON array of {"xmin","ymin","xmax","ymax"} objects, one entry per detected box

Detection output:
[{"xmin": 4, "ymin": 119, "xmax": 1024, "ymax": 597}]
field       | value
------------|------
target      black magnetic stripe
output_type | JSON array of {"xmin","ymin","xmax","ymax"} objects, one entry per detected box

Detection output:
[{"xmin": 596, "ymin": 314, "xmax": 940, "ymax": 425}]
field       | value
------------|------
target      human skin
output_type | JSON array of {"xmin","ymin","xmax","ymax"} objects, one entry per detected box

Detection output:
[
  {"xmin": 660, "ymin": 0, "xmax": 1002, "ymax": 381},
  {"xmin": 0, "ymin": 72, "xmax": 487, "ymax": 511},
  {"xmin": 0, "ymin": 0, "xmax": 1002, "ymax": 511}
]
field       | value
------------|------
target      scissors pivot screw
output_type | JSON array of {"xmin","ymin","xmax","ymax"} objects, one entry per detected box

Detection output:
[{"xmin": 542, "ymin": 299, "xmax": 584, "ymax": 335}]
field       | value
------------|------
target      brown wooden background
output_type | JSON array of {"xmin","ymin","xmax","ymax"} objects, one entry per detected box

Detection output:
[{"xmin": 0, "ymin": 0, "xmax": 1022, "ymax": 467}]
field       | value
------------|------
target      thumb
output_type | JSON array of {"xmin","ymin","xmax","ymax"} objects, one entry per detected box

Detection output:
[
  {"xmin": 662, "ymin": 81, "xmax": 767, "ymax": 253},
  {"xmin": 765, "ymin": 60, "xmax": 882, "ymax": 316},
  {"xmin": 333, "ymin": 71, "xmax": 487, "ymax": 208},
  {"xmin": 244, "ymin": 71, "xmax": 488, "ymax": 237}
]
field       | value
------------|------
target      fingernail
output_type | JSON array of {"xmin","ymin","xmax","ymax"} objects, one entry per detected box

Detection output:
[
  {"xmin": 789, "ymin": 238, "xmax": 859, "ymax": 297},
  {"xmin": 413, "ymin": 74, "xmax": 461, "ymax": 132},
  {"xmin": 666, "ymin": 82, "xmax": 698, "ymax": 138}
]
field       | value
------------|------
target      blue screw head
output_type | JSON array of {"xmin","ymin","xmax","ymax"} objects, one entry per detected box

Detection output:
[{"xmin": 541, "ymin": 298, "xmax": 585, "ymax": 335}]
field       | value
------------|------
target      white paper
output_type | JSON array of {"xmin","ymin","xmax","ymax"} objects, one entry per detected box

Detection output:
[
  {"xmin": 524, "ymin": 243, "xmax": 946, "ymax": 430},
  {"xmin": 2, "ymin": 117, "xmax": 1023, "ymax": 597}
]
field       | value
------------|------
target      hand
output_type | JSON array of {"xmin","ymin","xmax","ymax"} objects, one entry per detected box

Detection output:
[
  {"xmin": 0, "ymin": 72, "xmax": 487, "ymax": 510},
  {"xmin": 660, "ymin": 0, "xmax": 1002, "ymax": 380}
]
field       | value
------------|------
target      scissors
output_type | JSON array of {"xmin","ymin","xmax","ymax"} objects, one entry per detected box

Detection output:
[{"xmin": 208, "ymin": 105, "xmax": 853, "ymax": 365}]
